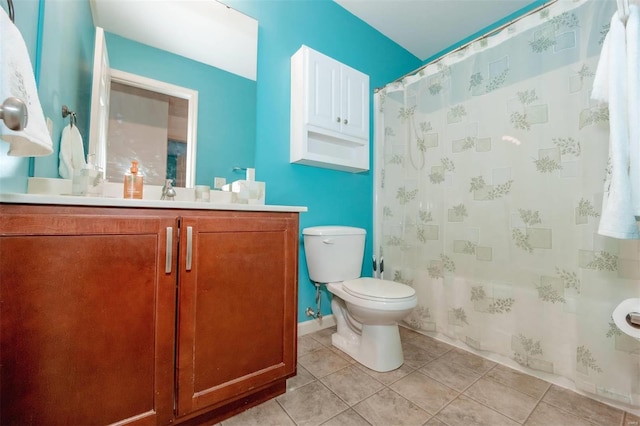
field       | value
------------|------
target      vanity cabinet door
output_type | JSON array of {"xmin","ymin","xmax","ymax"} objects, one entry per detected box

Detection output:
[
  {"xmin": 0, "ymin": 205, "xmax": 177, "ymax": 426},
  {"xmin": 175, "ymin": 211, "xmax": 298, "ymax": 419}
]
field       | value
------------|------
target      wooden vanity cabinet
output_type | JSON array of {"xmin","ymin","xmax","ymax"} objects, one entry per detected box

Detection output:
[
  {"xmin": 0, "ymin": 205, "xmax": 177, "ymax": 426},
  {"xmin": 0, "ymin": 204, "xmax": 299, "ymax": 425}
]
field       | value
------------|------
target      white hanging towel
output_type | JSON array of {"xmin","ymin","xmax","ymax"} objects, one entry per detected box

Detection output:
[
  {"xmin": 0, "ymin": 7, "xmax": 53, "ymax": 156},
  {"xmin": 591, "ymin": 8, "xmax": 640, "ymax": 239},
  {"xmin": 58, "ymin": 124, "xmax": 86, "ymax": 179}
]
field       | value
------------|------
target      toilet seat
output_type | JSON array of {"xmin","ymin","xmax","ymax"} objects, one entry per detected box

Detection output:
[{"xmin": 342, "ymin": 277, "xmax": 415, "ymax": 302}]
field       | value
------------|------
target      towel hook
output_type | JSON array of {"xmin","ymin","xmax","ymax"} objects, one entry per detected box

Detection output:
[
  {"xmin": 61, "ymin": 105, "xmax": 77, "ymax": 128},
  {"xmin": 6, "ymin": 0, "xmax": 15, "ymax": 22}
]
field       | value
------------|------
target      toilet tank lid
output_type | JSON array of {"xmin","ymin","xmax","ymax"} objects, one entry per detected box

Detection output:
[{"xmin": 302, "ymin": 226, "xmax": 366, "ymax": 236}]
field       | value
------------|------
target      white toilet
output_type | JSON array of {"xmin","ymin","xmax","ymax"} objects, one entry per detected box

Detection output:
[{"xmin": 303, "ymin": 226, "xmax": 417, "ymax": 372}]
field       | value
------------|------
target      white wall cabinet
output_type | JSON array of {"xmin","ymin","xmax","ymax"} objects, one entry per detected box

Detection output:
[{"xmin": 290, "ymin": 45, "xmax": 369, "ymax": 173}]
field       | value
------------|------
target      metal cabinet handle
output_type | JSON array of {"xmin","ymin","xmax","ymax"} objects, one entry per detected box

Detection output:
[
  {"xmin": 165, "ymin": 227, "xmax": 173, "ymax": 273},
  {"xmin": 0, "ymin": 97, "xmax": 28, "ymax": 131},
  {"xmin": 344, "ymin": 119, "xmax": 348, "ymax": 125},
  {"xmin": 336, "ymin": 117, "xmax": 341, "ymax": 123},
  {"xmin": 186, "ymin": 226, "xmax": 193, "ymax": 271}
]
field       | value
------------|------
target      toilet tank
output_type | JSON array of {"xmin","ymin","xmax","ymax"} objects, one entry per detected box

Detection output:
[{"xmin": 302, "ymin": 226, "xmax": 366, "ymax": 284}]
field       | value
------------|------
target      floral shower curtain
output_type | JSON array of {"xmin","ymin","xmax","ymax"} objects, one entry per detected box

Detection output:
[{"xmin": 374, "ymin": 0, "xmax": 639, "ymax": 409}]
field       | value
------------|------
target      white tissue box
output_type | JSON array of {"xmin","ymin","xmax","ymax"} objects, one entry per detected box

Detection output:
[{"xmin": 222, "ymin": 180, "xmax": 265, "ymax": 204}]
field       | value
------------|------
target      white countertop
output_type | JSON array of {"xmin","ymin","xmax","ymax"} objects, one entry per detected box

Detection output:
[{"xmin": 0, "ymin": 193, "xmax": 308, "ymax": 213}]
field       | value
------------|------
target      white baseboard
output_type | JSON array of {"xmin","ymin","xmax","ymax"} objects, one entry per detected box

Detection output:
[{"xmin": 297, "ymin": 314, "xmax": 336, "ymax": 336}]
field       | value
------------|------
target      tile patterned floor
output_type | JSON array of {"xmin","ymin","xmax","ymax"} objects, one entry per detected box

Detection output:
[{"xmin": 219, "ymin": 326, "xmax": 640, "ymax": 426}]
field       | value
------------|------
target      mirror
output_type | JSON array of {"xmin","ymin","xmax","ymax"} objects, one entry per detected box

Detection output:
[
  {"xmin": 89, "ymin": 27, "xmax": 199, "ymax": 187},
  {"xmin": 35, "ymin": 0, "xmax": 258, "ymax": 188}
]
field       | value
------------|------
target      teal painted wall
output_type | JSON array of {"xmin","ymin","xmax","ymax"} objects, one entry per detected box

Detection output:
[
  {"xmin": 223, "ymin": 0, "xmax": 422, "ymax": 322},
  {"xmin": 103, "ymin": 33, "xmax": 257, "ymax": 186},
  {"xmin": 0, "ymin": 0, "xmax": 42, "ymax": 192},
  {"xmin": 34, "ymin": 0, "xmax": 94, "ymax": 179},
  {"xmin": 0, "ymin": 0, "xmax": 94, "ymax": 190}
]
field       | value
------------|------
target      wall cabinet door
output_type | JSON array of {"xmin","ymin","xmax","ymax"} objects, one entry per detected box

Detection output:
[
  {"xmin": 305, "ymin": 47, "xmax": 369, "ymax": 140},
  {"xmin": 340, "ymin": 65, "xmax": 369, "ymax": 139},
  {"xmin": 306, "ymin": 49, "xmax": 341, "ymax": 134},
  {"xmin": 175, "ymin": 211, "xmax": 298, "ymax": 418},
  {"xmin": 0, "ymin": 205, "xmax": 177, "ymax": 426}
]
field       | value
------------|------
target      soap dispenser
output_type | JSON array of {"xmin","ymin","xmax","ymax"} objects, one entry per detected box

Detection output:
[{"xmin": 123, "ymin": 160, "xmax": 143, "ymax": 199}]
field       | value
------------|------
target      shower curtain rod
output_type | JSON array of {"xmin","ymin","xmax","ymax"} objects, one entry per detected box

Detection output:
[{"xmin": 376, "ymin": 0, "xmax": 559, "ymax": 92}]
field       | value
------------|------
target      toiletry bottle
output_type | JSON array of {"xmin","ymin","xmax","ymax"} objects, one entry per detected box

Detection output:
[{"xmin": 123, "ymin": 160, "xmax": 144, "ymax": 199}]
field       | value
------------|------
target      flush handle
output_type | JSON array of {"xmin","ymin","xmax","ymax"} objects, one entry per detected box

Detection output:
[
  {"xmin": 186, "ymin": 226, "xmax": 193, "ymax": 271},
  {"xmin": 165, "ymin": 227, "xmax": 173, "ymax": 273},
  {"xmin": 322, "ymin": 238, "xmax": 334, "ymax": 244}
]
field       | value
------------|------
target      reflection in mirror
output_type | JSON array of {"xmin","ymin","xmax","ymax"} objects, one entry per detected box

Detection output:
[
  {"xmin": 88, "ymin": 0, "xmax": 258, "ymax": 188},
  {"xmin": 31, "ymin": 1, "xmax": 258, "ymax": 189},
  {"xmin": 108, "ymin": 82, "xmax": 189, "ymax": 187},
  {"xmin": 90, "ymin": 30, "xmax": 256, "ymax": 189},
  {"xmin": 89, "ymin": 26, "xmax": 197, "ymax": 188},
  {"xmin": 103, "ymin": 70, "xmax": 197, "ymax": 187}
]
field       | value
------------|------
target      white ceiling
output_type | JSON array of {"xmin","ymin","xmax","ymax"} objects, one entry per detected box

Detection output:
[
  {"xmin": 90, "ymin": 0, "xmax": 536, "ymax": 78},
  {"xmin": 334, "ymin": 0, "xmax": 537, "ymax": 61}
]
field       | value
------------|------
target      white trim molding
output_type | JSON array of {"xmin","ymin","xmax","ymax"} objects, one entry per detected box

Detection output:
[{"xmin": 297, "ymin": 314, "xmax": 336, "ymax": 336}]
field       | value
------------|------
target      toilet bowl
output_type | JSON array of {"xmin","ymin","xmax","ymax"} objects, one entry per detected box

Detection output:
[
  {"xmin": 302, "ymin": 226, "xmax": 417, "ymax": 372},
  {"xmin": 328, "ymin": 277, "xmax": 417, "ymax": 371}
]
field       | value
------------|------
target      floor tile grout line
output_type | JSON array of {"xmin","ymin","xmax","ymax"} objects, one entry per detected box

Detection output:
[
  {"xmin": 323, "ymin": 407, "xmax": 374, "ymax": 426},
  {"xmin": 413, "ymin": 359, "xmax": 489, "ymax": 425},
  {"xmin": 413, "ymin": 359, "xmax": 484, "ymax": 393},
  {"xmin": 381, "ymin": 386, "xmax": 436, "ymax": 422},
  {"xmin": 461, "ymin": 386, "xmax": 533, "ymax": 424},
  {"xmin": 522, "ymin": 384, "xmax": 551, "ymax": 425},
  {"xmin": 284, "ymin": 379, "xmax": 352, "ymax": 426},
  {"xmin": 538, "ymin": 385, "xmax": 622, "ymax": 426},
  {"xmin": 353, "ymin": 361, "xmax": 418, "ymax": 387},
  {"xmin": 317, "ymin": 368, "xmax": 385, "ymax": 409},
  {"xmin": 482, "ymin": 369, "xmax": 552, "ymax": 400},
  {"xmin": 400, "ymin": 380, "xmax": 464, "ymax": 425},
  {"xmin": 274, "ymin": 397, "xmax": 302, "ymax": 426},
  {"xmin": 513, "ymin": 376, "xmax": 552, "ymax": 425},
  {"xmin": 522, "ymin": 385, "xmax": 602, "ymax": 426}
]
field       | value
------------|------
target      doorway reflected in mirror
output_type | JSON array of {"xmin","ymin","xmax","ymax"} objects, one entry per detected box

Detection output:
[{"xmin": 107, "ymin": 82, "xmax": 189, "ymax": 187}]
